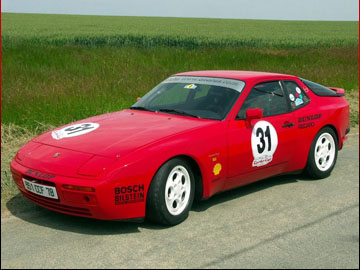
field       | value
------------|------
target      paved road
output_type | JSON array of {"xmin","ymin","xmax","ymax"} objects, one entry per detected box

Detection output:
[{"xmin": 1, "ymin": 133, "xmax": 359, "ymax": 269}]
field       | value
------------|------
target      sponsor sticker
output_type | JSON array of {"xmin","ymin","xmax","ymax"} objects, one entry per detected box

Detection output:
[
  {"xmin": 298, "ymin": 113, "xmax": 322, "ymax": 129},
  {"xmin": 295, "ymin": 98, "xmax": 304, "ymax": 106},
  {"xmin": 114, "ymin": 184, "xmax": 145, "ymax": 205},
  {"xmin": 251, "ymin": 121, "xmax": 278, "ymax": 167},
  {"xmin": 213, "ymin": 163, "xmax": 222, "ymax": 175},
  {"xmin": 52, "ymin": 123, "xmax": 99, "ymax": 140},
  {"xmin": 184, "ymin": 84, "xmax": 197, "ymax": 89},
  {"xmin": 162, "ymin": 76, "xmax": 245, "ymax": 92},
  {"xmin": 24, "ymin": 169, "xmax": 56, "ymax": 180},
  {"xmin": 289, "ymin": 94, "xmax": 295, "ymax": 101}
]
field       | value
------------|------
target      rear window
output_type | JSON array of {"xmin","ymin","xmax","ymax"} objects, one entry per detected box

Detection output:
[{"xmin": 300, "ymin": 78, "xmax": 338, "ymax": 97}]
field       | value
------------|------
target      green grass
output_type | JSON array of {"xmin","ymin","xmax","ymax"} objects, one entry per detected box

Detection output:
[
  {"xmin": 2, "ymin": 45, "xmax": 358, "ymax": 129},
  {"xmin": 2, "ymin": 13, "xmax": 358, "ymax": 49}
]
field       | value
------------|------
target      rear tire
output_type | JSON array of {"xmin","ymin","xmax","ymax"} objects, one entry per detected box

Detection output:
[
  {"xmin": 304, "ymin": 127, "xmax": 338, "ymax": 179},
  {"xmin": 146, "ymin": 158, "xmax": 195, "ymax": 226}
]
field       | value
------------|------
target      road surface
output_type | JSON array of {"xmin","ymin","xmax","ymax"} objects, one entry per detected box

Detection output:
[{"xmin": 1, "ymin": 133, "xmax": 359, "ymax": 269}]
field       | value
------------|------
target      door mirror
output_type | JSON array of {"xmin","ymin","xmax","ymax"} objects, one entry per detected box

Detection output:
[{"xmin": 246, "ymin": 108, "xmax": 263, "ymax": 121}]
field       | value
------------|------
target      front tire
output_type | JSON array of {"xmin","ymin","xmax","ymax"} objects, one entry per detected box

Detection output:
[
  {"xmin": 304, "ymin": 127, "xmax": 338, "ymax": 179},
  {"xmin": 146, "ymin": 158, "xmax": 195, "ymax": 226}
]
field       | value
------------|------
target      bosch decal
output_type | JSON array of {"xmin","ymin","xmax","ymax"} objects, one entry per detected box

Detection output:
[{"xmin": 115, "ymin": 185, "xmax": 145, "ymax": 205}]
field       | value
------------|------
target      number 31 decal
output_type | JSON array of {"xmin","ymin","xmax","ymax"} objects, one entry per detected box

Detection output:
[
  {"xmin": 52, "ymin": 123, "xmax": 99, "ymax": 140},
  {"xmin": 251, "ymin": 121, "xmax": 278, "ymax": 167}
]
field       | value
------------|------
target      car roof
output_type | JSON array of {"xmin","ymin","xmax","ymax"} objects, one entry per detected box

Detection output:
[{"xmin": 174, "ymin": 70, "xmax": 298, "ymax": 82}]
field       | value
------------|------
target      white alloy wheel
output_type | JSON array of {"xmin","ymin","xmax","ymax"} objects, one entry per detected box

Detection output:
[
  {"xmin": 314, "ymin": 132, "xmax": 336, "ymax": 172},
  {"xmin": 165, "ymin": 165, "xmax": 191, "ymax": 216}
]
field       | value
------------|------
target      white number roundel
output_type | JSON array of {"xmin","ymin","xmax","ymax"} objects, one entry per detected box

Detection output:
[
  {"xmin": 51, "ymin": 123, "xmax": 99, "ymax": 140},
  {"xmin": 251, "ymin": 121, "xmax": 278, "ymax": 167}
]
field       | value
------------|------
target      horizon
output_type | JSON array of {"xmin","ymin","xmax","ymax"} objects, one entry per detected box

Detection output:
[
  {"xmin": 2, "ymin": 0, "xmax": 358, "ymax": 21},
  {"xmin": 2, "ymin": 11, "xmax": 358, "ymax": 22}
]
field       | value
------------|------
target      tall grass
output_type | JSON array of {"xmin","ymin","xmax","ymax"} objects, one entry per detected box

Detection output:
[{"xmin": 1, "ymin": 124, "xmax": 54, "ymax": 200}]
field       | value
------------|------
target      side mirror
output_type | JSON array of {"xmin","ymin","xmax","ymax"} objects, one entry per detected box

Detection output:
[
  {"xmin": 245, "ymin": 108, "xmax": 263, "ymax": 127},
  {"xmin": 136, "ymin": 97, "xmax": 141, "ymax": 102}
]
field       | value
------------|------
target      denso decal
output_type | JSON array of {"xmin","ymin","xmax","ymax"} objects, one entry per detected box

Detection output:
[
  {"xmin": 251, "ymin": 121, "xmax": 278, "ymax": 167},
  {"xmin": 51, "ymin": 123, "xmax": 99, "ymax": 140},
  {"xmin": 25, "ymin": 169, "xmax": 56, "ymax": 180},
  {"xmin": 114, "ymin": 184, "xmax": 145, "ymax": 205}
]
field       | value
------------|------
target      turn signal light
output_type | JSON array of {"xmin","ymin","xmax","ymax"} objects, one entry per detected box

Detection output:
[{"xmin": 62, "ymin": 184, "xmax": 95, "ymax": 192}]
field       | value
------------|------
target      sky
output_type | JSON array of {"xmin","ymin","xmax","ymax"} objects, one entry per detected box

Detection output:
[{"xmin": 2, "ymin": 0, "xmax": 359, "ymax": 21}]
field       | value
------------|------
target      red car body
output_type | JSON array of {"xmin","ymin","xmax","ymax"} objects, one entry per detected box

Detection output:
[{"xmin": 10, "ymin": 71, "xmax": 350, "ymax": 222}]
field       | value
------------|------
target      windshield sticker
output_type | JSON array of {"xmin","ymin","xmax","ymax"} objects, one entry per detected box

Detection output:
[
  {"xmin": 295, "ymin": 98, "xmax": 304, "ymax": 106},
  {"xmin": 184, "ymin": 84, "xmax": 197, "ymax": 89},
  {"xmin": 251, "ymin": 121, "xmax": 278, "ymax": 167},
  {"xmin": 289, "ymin": 94, "xmax": 295, "ymax": 101},
  {"xmin": 51, "ymin": 123, "xmax": 99, "ymax": 140},
  {"xmin": 162, "ymin": 76, "xmax": 245, "ymax": 92},
  {"xmin": 296, "ymin": 87, "xmax": 302, "ymax": 94}
]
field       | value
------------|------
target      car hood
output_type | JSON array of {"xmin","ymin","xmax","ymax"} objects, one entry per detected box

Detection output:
[{"xmin": 33, "ymin": 110, "xmax": 215, "ymax": 158}]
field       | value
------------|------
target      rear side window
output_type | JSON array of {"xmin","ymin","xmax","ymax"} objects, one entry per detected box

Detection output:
[
  {"xmin": 237, "ymin": 81, "xmax": 288, "ymax": 119},
  {"xmin": 282, "ymin": 81, "xmax": 310, "ymax": 110},
  {"xmin": 300, "ymin": 78, "xmax": 338, "ymax": 96}
]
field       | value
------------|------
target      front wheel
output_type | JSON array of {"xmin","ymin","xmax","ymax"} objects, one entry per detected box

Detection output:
[
  {"xmin": 146, "ymin": 158, "xmax": 195, "ymax": 226},
  {"xmin": 304, "ymin": 127, "xmax": 338, "ymax": 179}
]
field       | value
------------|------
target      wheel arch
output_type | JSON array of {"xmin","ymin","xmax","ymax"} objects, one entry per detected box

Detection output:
[
  {"xmin": 149, "ymin": 154, "xmax": 204, "ymax": 201},
  {"xmin": 319, "ymin": 124, "xmax": 340, "ymax": 148},
  {"xmin": 175, "ymin": 155, "xmax": 204, "ymax": 201}
]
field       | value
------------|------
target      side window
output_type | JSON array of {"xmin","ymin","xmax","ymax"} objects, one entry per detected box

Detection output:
[
  {"xmin": 237, "ymin": 81, "xmax": 288, "ymax": 119},
  {"xmin": 282, "ymin": 80, "xmax": 310, "ymax": 110}
]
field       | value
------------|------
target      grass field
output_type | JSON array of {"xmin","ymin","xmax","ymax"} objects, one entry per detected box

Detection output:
[
  {"xmin": 1, "ymin": 13, "xmax": 359, "ymax": 206},
  {"xmin": 2, "ymin": 13, "xmax": 358, "ymax": 48},
  {"xmin": 2, "ymin": 45, "xmax": 358, "ymax": 128}
]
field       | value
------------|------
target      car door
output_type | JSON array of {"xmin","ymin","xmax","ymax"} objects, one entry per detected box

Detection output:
[{"xmin": 225, "ymin": 80, "xmax": 297, "ymax": 191}]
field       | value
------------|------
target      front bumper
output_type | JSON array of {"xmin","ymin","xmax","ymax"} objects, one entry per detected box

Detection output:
[{"xmin": 10, "ymin": 160, "xmax": 146, "ymax": 220}]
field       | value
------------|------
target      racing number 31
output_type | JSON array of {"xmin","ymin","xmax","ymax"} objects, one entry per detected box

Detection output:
[
  {"xmin": 251, "ymin": 121, "xmax": 278, "ymax": 167},
  {"xmin": 64, "ymin": 123, "xmax": 95, "ymax": 135},
  {"xmin": 256, "ymin": 125, "xmax": 271, "ymax": 153},
  {"xmin": 51, "ymin": 122, "xmax": 100, "ymax": 140}
]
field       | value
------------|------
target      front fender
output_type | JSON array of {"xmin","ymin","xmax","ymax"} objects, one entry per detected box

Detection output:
[{"xmin": 105, "ymin": 121, "xmax": 228, "ymax": 202}]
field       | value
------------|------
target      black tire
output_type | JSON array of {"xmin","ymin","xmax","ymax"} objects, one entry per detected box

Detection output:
[
  {"xmin": 304, "ymin": 127, "xmax": 338, "ymax": 179},
  {"xmin": 146, "ymin": 158, "xmax": 195, "ymax": 226}
]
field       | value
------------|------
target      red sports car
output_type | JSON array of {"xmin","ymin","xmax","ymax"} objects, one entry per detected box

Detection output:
[{"xmin": 10, "ymin": 71, "xmax": 350, "ymax": 225}]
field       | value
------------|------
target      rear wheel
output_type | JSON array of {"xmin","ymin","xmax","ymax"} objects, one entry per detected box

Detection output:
[
  {"xmin": 305, "ymin": 127, "xmax": 338, "ymax": 179},
  {"xmin": 146, "ymin": 158, "xmax": 195, "ymax": 226}
]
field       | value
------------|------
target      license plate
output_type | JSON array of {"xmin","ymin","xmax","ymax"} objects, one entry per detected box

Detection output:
[{"xmin": 23, "ymin": 178, "xmax": 58, "ymax": 199}]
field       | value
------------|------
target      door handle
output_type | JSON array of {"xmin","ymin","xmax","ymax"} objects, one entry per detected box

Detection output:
[{"xmin": 282, "ymin": 121, "xmax": 294, "ymax": 128}]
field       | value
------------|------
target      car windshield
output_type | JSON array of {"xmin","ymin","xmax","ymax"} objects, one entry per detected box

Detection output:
[{"xmin": 130, "ymin": 76, "xmax": 245, "ymax": 120}]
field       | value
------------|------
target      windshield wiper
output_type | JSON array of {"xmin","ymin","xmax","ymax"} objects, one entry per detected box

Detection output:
[
  {"xmin": 129, "ymin": 106, "xmax": 155, "ymax": 112},
  {"xmin": 158, "ymin": 109, "xmax": 200, "ymax": 118}
]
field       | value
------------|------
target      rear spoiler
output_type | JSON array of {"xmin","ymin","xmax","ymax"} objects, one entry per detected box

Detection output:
[{"xmin": 328, "ymin": 87, "xmax": 345, "ymax": 96}]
